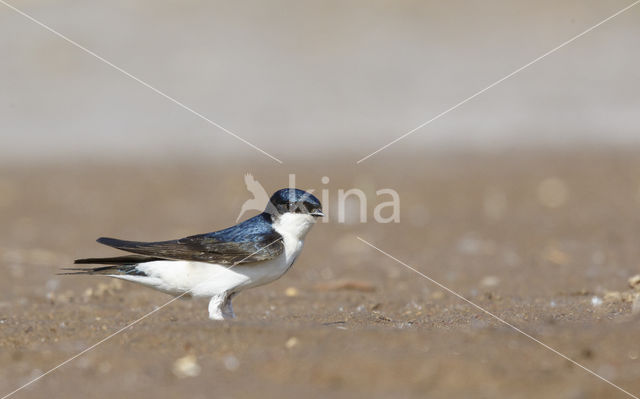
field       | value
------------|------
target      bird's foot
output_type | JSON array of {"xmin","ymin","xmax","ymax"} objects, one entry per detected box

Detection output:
[{"xmin": 222, "ymin": 293, "xmax": 236, "ymax": 319}]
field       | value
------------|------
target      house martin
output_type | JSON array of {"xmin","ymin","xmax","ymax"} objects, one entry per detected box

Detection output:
[{"xmin": 63, "ymin": 188, "xmax": 324, "ymax": 320}]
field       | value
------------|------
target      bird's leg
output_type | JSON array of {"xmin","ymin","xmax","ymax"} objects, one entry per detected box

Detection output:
[
  {"xmin": 222, "ymin": 292, "xmax": 236, "ymax": 319},
  {"xmin": 208, "ymin": 293, "xmax": 227, "ymax": 320},
  {"xmin": 208, "ymin": 292, "xmax": 235, "ymax": 320}
]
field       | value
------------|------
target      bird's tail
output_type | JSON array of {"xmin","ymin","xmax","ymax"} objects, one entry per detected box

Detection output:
[
  {"xmin": 60, "ymin": 255, "xmax": 158, "ymax": 276},
  {"xmin": 58, "ymin": 265, "xmax": 131, "ymax": 276}
]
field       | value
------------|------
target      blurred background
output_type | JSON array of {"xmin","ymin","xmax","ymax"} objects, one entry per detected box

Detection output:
[
  {"xmin": 1, "ymin": 0, "xmax": 639, "ymax": 163},
  {"xmin": 2, "ymin": 1, "xmax": 640, "ymax": 398}
]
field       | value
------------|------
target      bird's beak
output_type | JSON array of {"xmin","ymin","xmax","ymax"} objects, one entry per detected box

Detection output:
[{"xmin": 310, "ymin": 210, "xmax": 325, "ymax": 218}]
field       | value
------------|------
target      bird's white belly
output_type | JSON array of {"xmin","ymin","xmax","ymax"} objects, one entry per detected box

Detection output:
[{"xmin": 111, "ymin": 238, "xmax": 303, "ymax": 297}]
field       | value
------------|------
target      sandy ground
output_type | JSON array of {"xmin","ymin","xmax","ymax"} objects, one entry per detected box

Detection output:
[{"xmin": 1, "ymin": 149, "xmax": 640, "ymax": 398}]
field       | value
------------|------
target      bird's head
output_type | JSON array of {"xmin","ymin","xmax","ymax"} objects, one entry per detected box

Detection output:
[{"xmin": 265, "ymin": 188, "xmax": 324, "ymax": 219}]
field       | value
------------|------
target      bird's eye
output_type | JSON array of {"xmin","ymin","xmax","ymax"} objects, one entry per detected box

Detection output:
[{"xmin": 290, "ymin": 201, "xmax": 311, "ymax": 214}]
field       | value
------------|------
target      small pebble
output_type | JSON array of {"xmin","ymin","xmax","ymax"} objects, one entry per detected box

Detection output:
[
  {"xmin": 172, "ymin": 354, "xmax": 201, "ymax": 378},
  {"xmin": 480, "ymin": 276, "xmax": 500, "ymax": 287},
  {"xmin": 285, "ymin": 337, "xmax": 299, "ymax": 349},
  {"xmin": 544, "ymin": 247, "xmax": 571, "ymax": 266},
  {"xmin": 431, "ymin": 291, "xmax": 444, "ymax": 300},
  {"xmin": 591, "ymin": 296, "xmax": 603, "ymax": 307},
  {"xmin": 628, "ymin": 275, "xmax": 640, "ymax": 290},
  {"xmin": 284, "ymin": 287, "xmax": 299, "ymax": 297}
]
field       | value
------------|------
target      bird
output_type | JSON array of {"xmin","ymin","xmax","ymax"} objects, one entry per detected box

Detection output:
[
  {"xmin": 62, "ymin": 188, "xmax": 324, "ymax": 320},
  {"xmin": 235, "ymin": 173, "xmax": 270, "ymax": 223}
]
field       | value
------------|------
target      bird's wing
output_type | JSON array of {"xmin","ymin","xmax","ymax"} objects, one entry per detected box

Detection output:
[
  {"xmin": 74, "ymin": 254, "xmax": 164, "ymax": 265},
  {"xmin": 95, "ymin": 215, "xmax": 284, "ymax": 265},
  {"xmin": 96, "ymin": 234, "xmax": 283, "ymax": 265}
]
